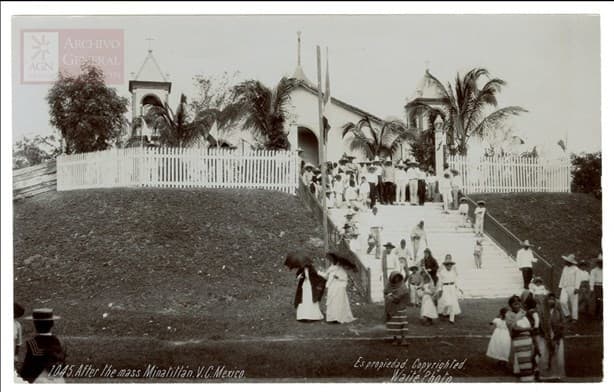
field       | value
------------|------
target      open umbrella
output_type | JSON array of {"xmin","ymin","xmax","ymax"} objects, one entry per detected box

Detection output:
[
  {"xmin": 326, "ymin": 251, "xmax": 357, "ymax": 271},
  {"xmin": 284, "ymin": 252, "xmax": 312, "ymax": 270}
]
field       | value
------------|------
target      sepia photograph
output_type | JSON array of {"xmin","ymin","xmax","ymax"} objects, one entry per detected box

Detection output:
[{"xmin": 2, "ymin": 2, "xmax": 608, "ymax": 386}]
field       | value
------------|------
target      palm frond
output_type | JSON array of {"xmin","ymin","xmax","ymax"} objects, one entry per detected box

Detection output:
[{"xmin": 471, "ymin": 106, "xmax": 528, "ymax": 138}]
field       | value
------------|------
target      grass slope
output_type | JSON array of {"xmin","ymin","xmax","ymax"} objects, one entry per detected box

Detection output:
[
  {"xmin": 13, "ymin": 189, "xmax": 602, "ymax": 379},
  {"xmin": 470, "ymin": 192, "xmax": 602, "ymax": 265}
]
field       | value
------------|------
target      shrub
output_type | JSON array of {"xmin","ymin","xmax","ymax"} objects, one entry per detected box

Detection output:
[{"xmin": 571, "ymin": 152, "xmax": 601, "ymax": 194}]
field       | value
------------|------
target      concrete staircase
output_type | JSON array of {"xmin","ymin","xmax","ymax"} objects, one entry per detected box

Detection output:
[{"xmin": 329, "ymin": 202, "xmax": 523, "ymax": 303}]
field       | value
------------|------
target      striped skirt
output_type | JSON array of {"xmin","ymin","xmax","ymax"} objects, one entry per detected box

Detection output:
[
  {"xmin": 386, "ymin": 308, "xmax": 408, "ymax": 336},
  {"xmin": 512, "ymin": 332, "xmax": 535, "ymax": 382}
]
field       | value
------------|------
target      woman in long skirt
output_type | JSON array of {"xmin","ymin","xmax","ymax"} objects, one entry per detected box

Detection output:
[
  {"xmin": 323, "ymin": 253, "xmax": 356, "ymax": 324},
  {"xmin": 384, "ymin": 272, "xmax": 410, "ymax": 345},
  {"xmin": 505, "ymin": 295, "xmax": 536, "ymax": 381},
  {"xmin": 419, "ymin": 270, "xmax": 438, "ymax": 325},
  {"xmin": 536, "ymin": 293, "xmax": 566, "ymax": 380},
  {"xmin": 295, "ymin": 264, "xmax": 325, "ymax": 321}
]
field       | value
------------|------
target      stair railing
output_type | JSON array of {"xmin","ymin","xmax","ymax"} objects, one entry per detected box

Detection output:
[
  {"xmin": 296, "ymin": 180, "xmax": 372, "ymax": 302},
  {"xmin": 464, "ymin": 195, "xmax": 557, "ymax": 292}
]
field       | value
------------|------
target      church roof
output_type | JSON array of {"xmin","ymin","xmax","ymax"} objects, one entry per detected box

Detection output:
[
  {"xmin": 292, "ymin": 64, "xmax": 311, "ymax": 84},
  {"xmin": 133, "ymin": 50, "xmax": 168, "ymax": 82},
  {"xmin": 405, "ymin": 69, "xmax": 447, "ymax": 109},
  {"xmin": 412, "ymin": 69, "xmax": 443, "ymax": 100},
  {"xmin": 292, "ymin": 79, "xmax": 383, "ymax": 124}
]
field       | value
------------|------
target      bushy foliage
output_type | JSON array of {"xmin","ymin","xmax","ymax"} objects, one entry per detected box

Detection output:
[
  {"xmin": 13, "ymin": 135, "xmax": 61, "ymax": 169},
  {"xmin": 47, "ymin": 64, "xmax": 128, "ymax": 154},
  {"xmin": 571, "ymin": 152, "xmax": 601, "ymax": 195}
]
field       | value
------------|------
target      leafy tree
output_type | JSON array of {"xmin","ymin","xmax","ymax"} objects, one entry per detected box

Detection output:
[
  {"xmin": 410, "ymin": 68, "xmax": 527, "ymax": 155},
  {"xmin": 571, "ymin": 152, "xmax": 601, "ymax": 195},
  {"xmin": 230, "ymin": 77, "xmax": 298, "ymax": 150},
  {"xmin": 47, "ymin": 63, "xmax": 128, "ymax": 154},
  {"xmin": 142, "ymin": 93, "xmax": 218, "ymax": 147},
  {"xmin": 342, "ymin": 117, "xmax": 417, "ymax": 160},
  {"xmin": 13, "ymin": 135, "xmax": 61, "ymax": 169}
]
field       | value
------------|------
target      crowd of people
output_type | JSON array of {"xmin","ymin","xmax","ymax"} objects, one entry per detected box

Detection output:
[{"xmin": 301, "ymin": 154, "xmax": 445, "ymax": 210}]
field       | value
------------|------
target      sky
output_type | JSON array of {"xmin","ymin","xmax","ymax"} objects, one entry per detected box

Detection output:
[{"xmin": 11, "ymin": 14, "xmax": 601, "ymax": 154}]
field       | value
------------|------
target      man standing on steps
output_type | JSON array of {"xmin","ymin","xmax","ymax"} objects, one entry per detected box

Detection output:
[
  {"xmin": 515, "ymin": 240, "xmax": 537, "ymax": 290},
  {"xmin": 410, "ymin": 220, "xmax": 429, "ymax": 262},
  {"xmin": 559, "ymin": 254, "xmax": 581, "ymax": 323},
  {"xmin": 382, "ymin": 158, "xmax": 395, "ymax": 205},
  {"xmin": 366, "ymin": 207, "xmax": 384, "ymax": 258}
]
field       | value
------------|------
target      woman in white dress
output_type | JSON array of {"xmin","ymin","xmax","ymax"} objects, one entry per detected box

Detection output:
[
  {"xmin": 295, "ymin": 264, "xmax": 325, "ymax": 321},
  {"xmin": 419, "ymin": 269, "xmax": 438, "ymax": 325},
  {"xmin": 285, "ymin": 252, "xmax": 325, "ymax": 322},
  {"xmin": 437, "ymin": 255, "xmax": 462, "ymax": 324},
  {"xmin": 322, "ymin": 253, "xmax": 356, "ymax": 324},
  {"xmin": 487, "ymin": 307, "xmax": 512, "ymax": 364}
]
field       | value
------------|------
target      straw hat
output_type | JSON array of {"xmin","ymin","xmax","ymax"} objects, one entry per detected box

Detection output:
[
  {"xmin": 477, "ymin": 200, "xmax": 486, "ymax": 206},
  {"xmin": 520, "ymin": 240, "xmax": 534, "ymax": 247},
  {"xmin": 561, "ymin": 254, "xmax": 578, "ymax": 265},
  {"xmin": 442, "ymin": 254, "xmax": 455, "ymax": 265},
  {"xmin": 25, "ymin": 308, "xmax": 61, "ymax": 321},
  {"xmin": 383, "ymin": 242, "xmax": 396, "ymax": 249}
]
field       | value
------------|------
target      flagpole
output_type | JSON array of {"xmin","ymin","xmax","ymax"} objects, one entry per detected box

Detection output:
[{"xmin": 317, "ymin": 45, "xmax": 329, "ymax": 254}]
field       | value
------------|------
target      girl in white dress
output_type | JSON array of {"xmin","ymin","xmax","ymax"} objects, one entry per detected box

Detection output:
[
  {"xmin": 419, "ymin": 270, "xmax": 438, "ymax": 325},
  {"xmin": 487, "ymin": 307, "xmax": 512, "ymax": 364},
  {"xmin": 322, "ymin": 253, "xmax": 356, "ymax": 324}
]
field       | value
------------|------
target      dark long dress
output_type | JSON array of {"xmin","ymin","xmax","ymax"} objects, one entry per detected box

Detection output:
[{"xmin": 421, "ymin": 256, "xmax": 439, "ymax": 286}]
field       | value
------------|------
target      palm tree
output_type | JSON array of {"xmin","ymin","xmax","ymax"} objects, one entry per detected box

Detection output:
[
  {"xmin": 142, "ymin": 93, "xmax": 218, "ymax": 147},
  {"xmin": 231, "ymin": 77, "xmax": 298, "ymax": 150},
  {"xmin": 341, "ymin": 117, "xmax": 418, "ymax": 159},
  {"xmin": 411, "ymin": 68, "xmax": 527, "ymax": 155}
]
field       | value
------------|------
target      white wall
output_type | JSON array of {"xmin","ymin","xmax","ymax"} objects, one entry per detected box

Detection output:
[{"xmin": 285, "ymin": 87, "xmax": 376, "ymax": 162}]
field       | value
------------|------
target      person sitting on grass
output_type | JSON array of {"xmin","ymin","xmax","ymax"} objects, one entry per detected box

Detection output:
[
  {"xmin": 384, "ymin": 272, "xmax": 410, "ymax": 346},
  {"xmin": 486, "ymin": 307, "xmax": 511, "ymax": 367}
]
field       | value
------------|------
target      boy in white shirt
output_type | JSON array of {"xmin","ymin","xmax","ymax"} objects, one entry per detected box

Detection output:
[
  {"xmin": 457, "ymin": 197, "xmax": 470, "ymax": 228},
  {"xmin": 358, "ymin": 176, "xmax": 371, "ymax": 210}
]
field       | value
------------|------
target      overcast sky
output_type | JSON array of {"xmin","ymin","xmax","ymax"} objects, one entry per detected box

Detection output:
[{"xmin": 12, "ymin": 14, "xmax": 601, "ymax": 154}]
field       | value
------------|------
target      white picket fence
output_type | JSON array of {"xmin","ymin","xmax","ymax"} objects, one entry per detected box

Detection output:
[
  {"xmin": 56, "ymin": 147, "xmax": 300, "ymax": 194},
  {"xmin": 448, "ymin": 155, "xmax": 571, "ymax": 193}
]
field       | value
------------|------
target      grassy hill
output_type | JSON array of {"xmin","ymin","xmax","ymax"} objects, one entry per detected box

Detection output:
[
  {"xmin": 14, "ymin": 188, "xmax": 337, "ymax": 339},
  {"xmin": 13, "ymin": 188, "xmax": 603, "ymax": 379},
  {"xmin": 469, "ymin": 192, "xmax": 602, "ymax": 282}
]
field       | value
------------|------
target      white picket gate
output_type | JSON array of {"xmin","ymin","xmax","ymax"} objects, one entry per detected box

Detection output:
[
  {"xmin": 56, "ymin": 147, "xmax": 300, "ymax": 194},
  {"xmin": 448, "ymin": 155, "xmax": 571, "ymax": 193}
]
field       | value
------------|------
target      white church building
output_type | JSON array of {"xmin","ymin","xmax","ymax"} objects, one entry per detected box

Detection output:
[{"xmin": 127, "ymin": 36, "xmax": 417, "ymax": 164}]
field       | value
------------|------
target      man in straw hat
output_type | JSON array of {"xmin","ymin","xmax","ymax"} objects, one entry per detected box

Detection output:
[
  {"xmin": 407, "ymin": 160, "xmax": 419, "ymax": 205},
  {"xmin": 382, "ymin": 158, "xmax": 395, "ymax": 205},
  {"xmin": 437, "ymin": 255, "xmax": 462, "ymax": 324},
  {"xmin": 558, "ymin": 254, "xmax": 581, "ymax": 322},
  {"xmin": 394, "ymin": 162, "xmax": 408, "ymax": 205},
  {"xmin": 381, "ymin": 242, "xmax": 399, "ymax": 283},
  {"xmin": 589, "ymin": 253, "xmax": 603, "ymax": 320},
  {"xmin": 516, "ymin": 240, "xmax": 537, "ymax": 290},
  {"xmin": 19, "ymin": 309, "xmax": 66, "ymax": 383}
]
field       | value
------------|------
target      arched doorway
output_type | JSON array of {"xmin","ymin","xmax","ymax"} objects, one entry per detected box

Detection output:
[{"xmin": 298, "ymin": 126, "xmax": 319, "ymax": 166}]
